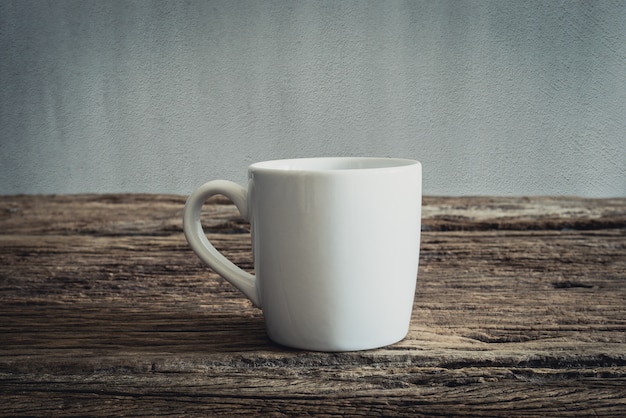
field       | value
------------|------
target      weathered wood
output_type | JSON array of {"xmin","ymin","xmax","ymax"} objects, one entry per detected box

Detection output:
[{"xmin": 1, "ymin": 194, "xmax": 625, "ymax": 416}]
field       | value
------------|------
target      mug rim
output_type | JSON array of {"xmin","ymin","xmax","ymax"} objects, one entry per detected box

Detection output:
[{"xmin": 249, "ymin": 157, "xmax": 420, "ymax": 173}]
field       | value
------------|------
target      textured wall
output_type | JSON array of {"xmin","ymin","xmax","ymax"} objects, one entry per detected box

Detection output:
[{"xmin": 1, "ymin": 0, "xmax": 625, "ymax": 196}]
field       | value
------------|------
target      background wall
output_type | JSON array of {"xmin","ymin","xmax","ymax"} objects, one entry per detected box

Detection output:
[{"xmin": 1, "ymin": 0, "xmax": 625, "ymax": 197}]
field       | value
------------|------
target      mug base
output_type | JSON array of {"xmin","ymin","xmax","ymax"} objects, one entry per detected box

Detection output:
[{"xmin": 266, "ymin": 332, "xmax": 408, "ymax": 352}]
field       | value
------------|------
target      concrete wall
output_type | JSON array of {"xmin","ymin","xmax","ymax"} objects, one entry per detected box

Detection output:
[{"xmin": 1, "ymin": 0, "xmax": 625, "ymax": 196}]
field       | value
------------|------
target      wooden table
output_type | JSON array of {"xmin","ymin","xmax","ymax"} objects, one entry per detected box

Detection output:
[{"xmin": 1, "ymin": 194, "xmax": 625, "ymax": 416}]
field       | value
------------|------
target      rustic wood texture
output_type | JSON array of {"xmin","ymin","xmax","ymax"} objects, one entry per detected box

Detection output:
[{"xmin": 1, "ymin": 194, "xmax": 625, "ymax": 416}]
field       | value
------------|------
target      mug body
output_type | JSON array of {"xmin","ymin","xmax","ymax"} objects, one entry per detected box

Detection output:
[{"xmin": 248, "ymin": 157, "xmax": 421, "ymax": 351}]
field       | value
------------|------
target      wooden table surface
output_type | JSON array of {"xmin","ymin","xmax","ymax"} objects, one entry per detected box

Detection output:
[{"xmin": 1, "ymin": 194, "xmax": 625, "ymax": 417}]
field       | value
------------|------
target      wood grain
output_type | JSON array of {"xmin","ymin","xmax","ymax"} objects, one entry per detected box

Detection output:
[{"xmin": 1, "ymin": 195, "xmax": 625, "ymax": 416}]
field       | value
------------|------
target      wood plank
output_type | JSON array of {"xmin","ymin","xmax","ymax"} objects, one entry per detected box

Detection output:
[{"xmin": 1, "ymin": 195, "xmax": 625, "ymax": 416}]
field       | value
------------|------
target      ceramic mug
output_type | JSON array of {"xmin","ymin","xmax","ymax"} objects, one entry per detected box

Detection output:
[{"xmin": 183, "ymin": 157, "xmax": 422, "ymax": 351}]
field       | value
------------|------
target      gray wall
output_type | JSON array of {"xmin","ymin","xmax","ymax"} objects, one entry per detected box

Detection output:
[{"xmin": 1, "ymin": 0, "xmax": 625, "ymax": 197}]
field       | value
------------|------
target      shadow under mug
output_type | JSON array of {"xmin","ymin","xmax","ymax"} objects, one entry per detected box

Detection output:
[{"xmin": 183, "ymin": 157, "xmax": 422, "ymax": 351}]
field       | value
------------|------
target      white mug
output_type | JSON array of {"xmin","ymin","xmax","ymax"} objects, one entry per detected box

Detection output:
[{"xmin": 183, "ymin": 157, "xmax": 422, "ymax": 351}]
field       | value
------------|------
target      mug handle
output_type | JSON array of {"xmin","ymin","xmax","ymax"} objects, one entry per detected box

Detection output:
[{"xmin": 183, "ymin": 180, "xmax": 259, "ymax": 306}]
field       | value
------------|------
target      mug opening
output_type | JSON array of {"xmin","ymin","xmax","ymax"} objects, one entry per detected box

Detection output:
[{"xmin": 250, "ymin": 157, "xmax": 418, "ymax": 173}]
